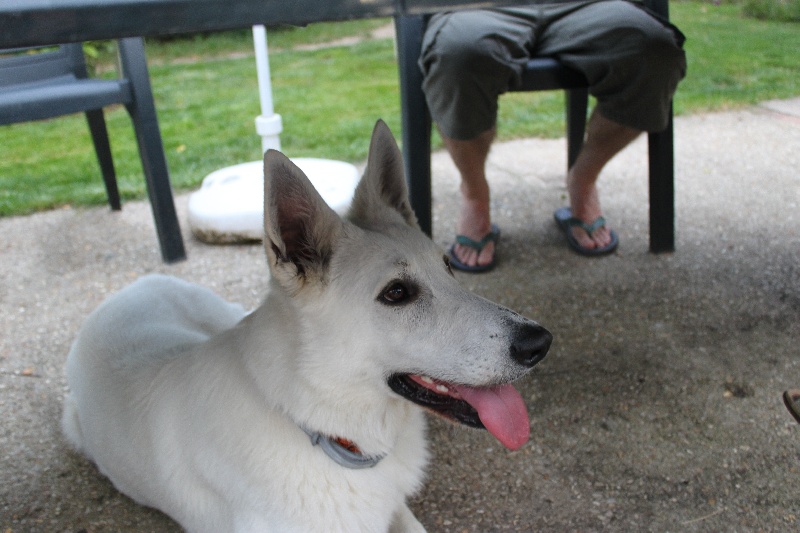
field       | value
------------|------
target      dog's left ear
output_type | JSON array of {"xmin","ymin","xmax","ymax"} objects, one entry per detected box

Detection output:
[
  {"xmin": 263, "ymin": 150, "xmax": 342, "ymax": 290},
  {"xmin": 349, "ymin": 120, "xmax": 420, "ymax": 230}
]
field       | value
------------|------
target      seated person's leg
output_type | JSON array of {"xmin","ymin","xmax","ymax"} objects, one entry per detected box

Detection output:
[
  {"xmin": 539, "ymin": 0, "xmax": 686, "ymax": 253},
  {"xmin": 420, "ymin": 9, "xmax": 538, "ymax": 270},
  {"xmin": 538, "ymin": 0, "xmax": 686, "ymax": 133},
  {"xmin": 421, "ymin": 9, "xmax": 537, "ymax": 141}
]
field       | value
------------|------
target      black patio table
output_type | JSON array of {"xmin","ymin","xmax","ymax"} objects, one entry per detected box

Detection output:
[{"xmin": 0, "ymin": 1, "xmax": 531, "ymax": 47}]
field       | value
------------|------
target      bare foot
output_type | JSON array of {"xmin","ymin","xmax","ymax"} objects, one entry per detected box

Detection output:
[
  {"xmin": 566, "ymin": 169, "xmax": 614, "ymax": 251},
  {"xmin": 441, "ymin": 129, "xmax": 498, "ymax": 270},
  {"xmin": 452, "ymin": 195, "xmax": 495, "ymax": 269}
]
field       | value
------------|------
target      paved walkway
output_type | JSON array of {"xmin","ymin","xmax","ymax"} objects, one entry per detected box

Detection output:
[{"xmin": 1, "ymin": 100, "xmax": 799, "ymax": 531}]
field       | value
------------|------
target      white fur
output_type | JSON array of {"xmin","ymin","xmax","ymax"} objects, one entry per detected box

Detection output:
[{"xmin": 62, "ymin": 121, "xmax": 547, "ymax": 532}]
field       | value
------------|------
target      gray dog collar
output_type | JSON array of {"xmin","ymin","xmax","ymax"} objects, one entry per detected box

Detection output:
[{"xmin": 301, "ymin": 427, "xmax": 385, "ymax": 469}]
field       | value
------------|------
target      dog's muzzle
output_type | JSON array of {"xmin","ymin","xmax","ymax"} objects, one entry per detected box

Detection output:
[{"xmin": 387, "ymin": 321, "xmax": 552, "ymax": 450}]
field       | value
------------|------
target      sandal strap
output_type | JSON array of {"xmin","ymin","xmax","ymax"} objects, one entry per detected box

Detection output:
[
  {"xmin": 567, "ymin": 216, "xmax": 607, "ymax": 237},
  {"xmin": 455, "ymin": 229, "xmax": 499, "ymax": 253}
]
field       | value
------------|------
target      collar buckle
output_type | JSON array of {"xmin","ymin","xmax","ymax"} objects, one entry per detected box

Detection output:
[{"xmin": 301, "ymin": 427, "xmax": 385, "ymax": 469}]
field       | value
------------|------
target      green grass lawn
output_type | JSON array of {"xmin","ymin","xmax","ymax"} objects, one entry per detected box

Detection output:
[{"xmin": 1, "ymin": 2, "xmax": 798, "ymax": 216}]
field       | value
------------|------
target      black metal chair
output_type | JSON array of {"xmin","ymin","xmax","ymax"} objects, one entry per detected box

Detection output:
[
  {"xmin": 0, "ymin": 39, "xmax": 186, "ymax": 262},
  {"xmin": 395, "ymin": 0, "xmax": 675, "ymax": 253}
]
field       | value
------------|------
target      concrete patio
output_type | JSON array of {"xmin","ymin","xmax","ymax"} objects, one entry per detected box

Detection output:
[{"xmin": 1, "ymin": 99, "xmax": 799, "ymax": 531}]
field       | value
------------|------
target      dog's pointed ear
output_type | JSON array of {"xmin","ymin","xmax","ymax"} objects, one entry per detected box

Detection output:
[
  {"xmin": 263, "ymin": 150, "xmax": 341, "ymax": 290},
  {"xmin": 349, "ymin": 120, "xmax": 419, "ymax": 230}
]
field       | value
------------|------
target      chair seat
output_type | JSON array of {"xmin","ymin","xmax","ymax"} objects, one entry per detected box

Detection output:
[
  {"xmin": 517, "ymin": 58, "xmax": 587, "ymax": 91},
  {"xmin": 0, "ymin": 76, "xmax": 132, "ymax": 125}
]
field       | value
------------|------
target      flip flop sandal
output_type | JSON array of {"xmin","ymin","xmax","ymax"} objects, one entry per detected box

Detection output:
[
  {"xmin": 448, "ymin": 224, "xmax": 500, "ymax": 273},
  {"xmin": 554, "ymin": 206, "xmax": 618, "ymax": 256}
]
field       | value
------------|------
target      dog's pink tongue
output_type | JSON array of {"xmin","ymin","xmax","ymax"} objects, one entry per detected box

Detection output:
[{"xmin": 453, "ymin": 383, "xmax": 530, "ymax": 450}]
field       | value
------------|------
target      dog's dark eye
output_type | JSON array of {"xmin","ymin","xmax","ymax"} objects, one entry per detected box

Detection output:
[{"xmin": 380, "ymin": 282, "xmax": 413, "ymax": 305}]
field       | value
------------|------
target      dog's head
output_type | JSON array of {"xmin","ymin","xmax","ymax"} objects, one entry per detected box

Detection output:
[{"xmin": 262, "ymin": 121, "xmax": 551, "ymax": 451}]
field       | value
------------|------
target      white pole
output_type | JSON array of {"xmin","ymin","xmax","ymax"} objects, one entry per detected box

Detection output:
[{"xmin": 252, "ymin": 25, "xmax": 283, "ymax": 153}]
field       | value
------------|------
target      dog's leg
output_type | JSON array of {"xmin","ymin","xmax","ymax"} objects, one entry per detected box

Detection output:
[
  {"xmin": 389, "ymin": 503, "xmax": 427, "ymax": 533},
  {"xmin": 61, "ymin": 393, "xmax": 85, "ymax": 454}
]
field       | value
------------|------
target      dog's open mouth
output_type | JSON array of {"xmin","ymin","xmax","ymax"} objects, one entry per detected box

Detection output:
[{"xmin": 388, "ymin": 374, "xmax": 530, "ymax": 450}]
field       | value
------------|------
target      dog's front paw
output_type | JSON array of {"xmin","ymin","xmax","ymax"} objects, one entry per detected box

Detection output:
[{"xmin": 389, "ymin": 504, "xmax": 426, "ymax": 533}]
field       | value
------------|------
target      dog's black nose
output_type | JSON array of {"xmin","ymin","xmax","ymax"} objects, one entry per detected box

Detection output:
[{"xmin": 510, "ymin": 325, "xmax": 552, "ymax": 367}]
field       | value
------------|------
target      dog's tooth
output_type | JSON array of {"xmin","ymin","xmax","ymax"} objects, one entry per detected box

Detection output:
[
  {"xmin": 435, "ymin": 384, "xmax": 449, "ymax": 393},
  {"xmin": 420, "ymin": 376, "xmax": 434, "ymax": 384}
]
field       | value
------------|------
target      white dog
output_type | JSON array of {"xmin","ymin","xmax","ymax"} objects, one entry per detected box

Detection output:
[{"xmin": 62, "ymin": 121, "xmax": 552, "ymax": 532}]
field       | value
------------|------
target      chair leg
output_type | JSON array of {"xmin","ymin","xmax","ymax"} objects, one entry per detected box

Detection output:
[
  {"xmin": 565, "ymin": 88, "xmax": 588, "ymax": 169},
  {"xmin": 646, "ymin": 0, "xmax": 674, "ymax": 253},
  {"xmin": 647, "ymin": 107, "xmax": 675, "ymax": 253},
  {"xmin": 85, "ymin": 109, "xmax": 121, "ymax": 211},
  {"xmin": 118, "ymin": 38, "xmax": 186, "ymax": 263},
  {"xmin": 395, "ymin": 15, "xmax": 433, "ymax": 237}
]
